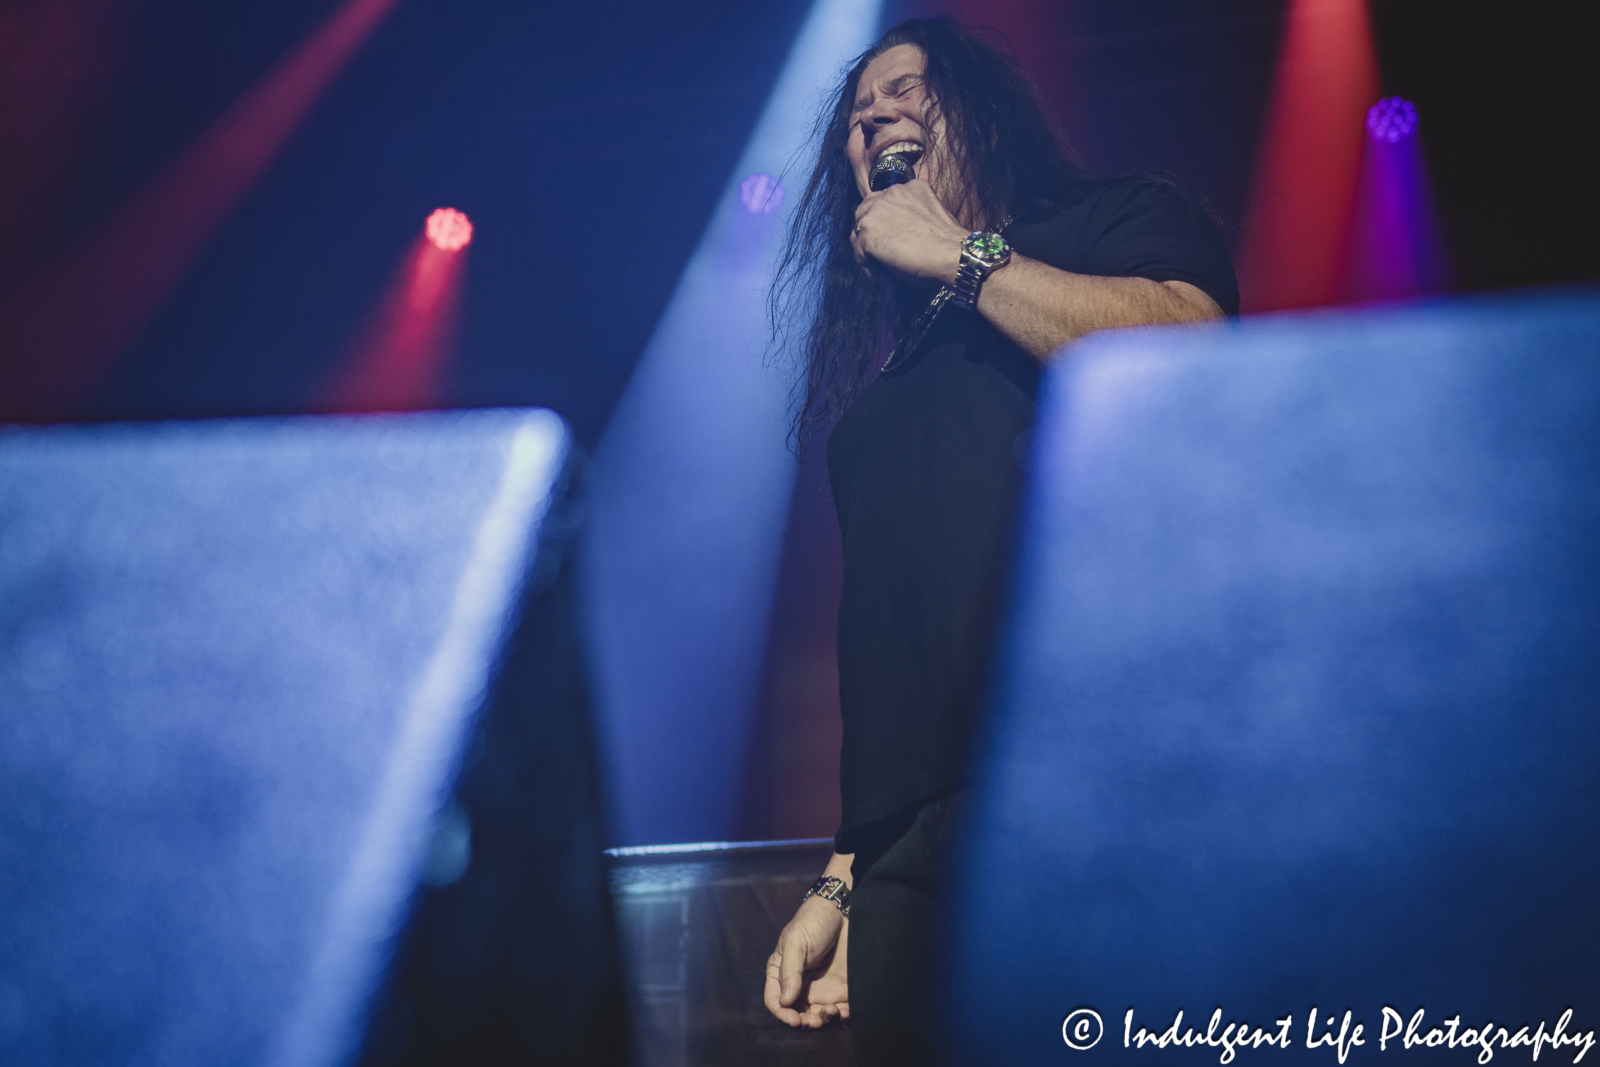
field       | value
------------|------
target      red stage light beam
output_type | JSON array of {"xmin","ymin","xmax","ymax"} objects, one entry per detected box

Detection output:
[
  {"xmin": 318, "ymin": 209, "xmax": 471, "ymax": 413},
  {"xmin": 0, "ymin": 0, "xmax": 129, "ymax": 298},
  {"xmin": 1235, "ymin": 0, "xmax": 1380, "ymax": 312},
  {"xmin": 0, "ymin": 0, "xmax": 402, "ymax": 422}
]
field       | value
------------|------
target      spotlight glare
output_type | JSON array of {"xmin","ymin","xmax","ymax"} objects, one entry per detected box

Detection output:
[
  {"xmin": 1366, "ymin": 97, "xmax": 1418, "ymax": 143},
  {"xmin": 738, "ymin": 172, "xmax": 785, "ymax": 215},
  {"xmin": 426, "ymin": 207, "xmax": 473, "ymax": 251}
]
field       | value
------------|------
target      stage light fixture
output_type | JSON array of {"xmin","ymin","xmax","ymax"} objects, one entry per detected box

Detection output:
[
  {"xmin": 1346, "ymin": 94, "xmax": 1449, "ymax": 300},
  {"xmin": 1366, "ymin": 96, "xmax": 1418, "ymax": 143},
  {"xmin": 426, "ymin": 207, "xmax": 473, "ymax": 251},
  {"xmin": 738, "ymin": 172, "xmax": 785, "ymax": 215}
]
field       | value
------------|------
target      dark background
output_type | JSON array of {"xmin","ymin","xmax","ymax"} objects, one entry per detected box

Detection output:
[
  {"xmin": 1, "ymin": 0, "xmax": 816, "ymax": 439},
  {"xmin": 1367, "ymin": 1, "xmax": 1599, "ymax": 294},
  {"xmin": 3, "ymin": 0, "xmax": 1595, "ymax": 441}
]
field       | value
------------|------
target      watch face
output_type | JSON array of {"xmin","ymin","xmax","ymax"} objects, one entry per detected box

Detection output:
[{"xmin": 964, "ymin": 231, "xmax": 1009, "ymax": 263}]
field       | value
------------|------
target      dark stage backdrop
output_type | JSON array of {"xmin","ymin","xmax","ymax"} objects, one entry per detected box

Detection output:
[
  {"xmin": 4, "ymin": 1, "xmax": 1595, "ymax": 428},
  {"xmin": 0, "ymin": 0, "xmax": 815, "ymax": 442},
  {"xmin": 1369, "ymin": 0, "xmax": 1600, "ymax": 294}
]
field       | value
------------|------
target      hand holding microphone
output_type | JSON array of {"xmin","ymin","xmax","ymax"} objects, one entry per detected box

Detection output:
[{"xmin": 852, "ymin": 152, "xmax": 971, "ymax": 288}]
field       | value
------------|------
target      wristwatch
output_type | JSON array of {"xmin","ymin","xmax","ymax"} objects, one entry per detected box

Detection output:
[
  {"xmin": 950, "ymin": 230, "xmax": 1012, "ymax": 310},
  {"xmin": 804, "ymin": 874, "xmax": 852, "ymax": 919}
]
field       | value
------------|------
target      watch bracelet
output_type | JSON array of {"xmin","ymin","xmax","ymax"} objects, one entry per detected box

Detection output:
[
  {"xmin": 950, "ymin": 251, "xmax": 987, "ymax": 310},
  {"xmin": 879, "ymin": 220, "xmax": 1011, "ymax": 372}
]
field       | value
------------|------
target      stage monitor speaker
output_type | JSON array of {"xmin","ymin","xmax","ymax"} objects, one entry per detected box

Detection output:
[
  {"xmin": 949, "ymin": 291, "xmax": 1600, "ymax": 1064},
  {"xmin": 0, "ymin": 409, "xmax": 625, "ymax": 1067}
]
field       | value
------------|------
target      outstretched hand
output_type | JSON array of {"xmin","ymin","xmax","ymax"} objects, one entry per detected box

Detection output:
[
  {"xmin": 850, "ymin": 176, "xmax": 970, "ymax": 289},
  {"xmin": 764, "ymin": 898, "xmax": 850, "ymax": 1028}
]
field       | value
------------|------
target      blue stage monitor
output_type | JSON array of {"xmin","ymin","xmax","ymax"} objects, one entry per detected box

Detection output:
[
  {"xmin": 948, "ymin": 291, "xmax": 1600, "ymax": 1065},
  {"xmin": 0, "ymin": 409, "xmax": 617, "ymax": 1066}
]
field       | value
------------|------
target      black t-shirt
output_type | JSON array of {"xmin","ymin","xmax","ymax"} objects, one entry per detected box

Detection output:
[{"xmin": 826, "ymin": 178, "xmax": 1239, "ymax": 851}]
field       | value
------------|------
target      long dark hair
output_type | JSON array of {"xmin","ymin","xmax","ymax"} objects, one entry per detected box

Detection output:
[{"xmin": 769, "ymin": 16, "xmax": 1089, "ymax": 451}]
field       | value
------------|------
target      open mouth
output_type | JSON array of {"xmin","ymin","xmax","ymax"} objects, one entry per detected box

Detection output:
[{"xmin": 875, "ymin": 140, "xmax": 925, "ymax": 166}]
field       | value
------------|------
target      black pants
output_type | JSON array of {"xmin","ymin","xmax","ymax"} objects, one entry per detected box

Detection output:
[{"xmin": 847, "ymin": 790, "xmax": 968, "ymax": 1067}]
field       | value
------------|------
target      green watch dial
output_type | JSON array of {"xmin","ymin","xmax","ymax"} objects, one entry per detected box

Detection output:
[{"xmin": 963, "ymin": 231, "xmax": 1010, "ymax": 262}]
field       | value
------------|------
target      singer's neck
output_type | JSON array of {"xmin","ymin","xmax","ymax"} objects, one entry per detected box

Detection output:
[{"xmin": 940, "ymin": 183, "xmax": 995, "ymax": 234}]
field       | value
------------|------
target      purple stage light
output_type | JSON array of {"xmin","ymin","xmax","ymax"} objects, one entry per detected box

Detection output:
[
  {"xmin": 1366, "ymin": 96, "xmax": 1418, "ymax": 143},
  {"xmin": 1347, "ymin": 94, "xmax": 1450, "ymax": 301},
  {"xmin": 738, "ymin": 172, "xmax": 785, "ymax": 214}
]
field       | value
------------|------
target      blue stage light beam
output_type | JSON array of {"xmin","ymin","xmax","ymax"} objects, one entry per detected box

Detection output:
[{"xmin": 583, "ymin": 0, "xmax": 882, "ymax": 847}]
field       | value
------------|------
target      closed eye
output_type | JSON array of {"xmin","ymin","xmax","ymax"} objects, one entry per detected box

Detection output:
[{"xmin": 850, "ymin": 73, "xmax": 926, "ymax": 116}]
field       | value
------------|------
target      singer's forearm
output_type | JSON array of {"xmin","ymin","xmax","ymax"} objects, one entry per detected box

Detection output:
[
  {"xmin": 851, "ymin": 182, "xmax": 1225, "ymax": 356},
  {"xmin": 973, "ymin": 253, "xmax": 1223, "ymax": 362}
]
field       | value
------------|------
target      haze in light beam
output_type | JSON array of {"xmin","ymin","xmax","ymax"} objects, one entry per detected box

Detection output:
[
  {"xmin": 582, "ymin": 0, "xmax": 883, "ymax": 847},
  {"xmin": 320, "ymin": 213, "xmax": 471, "ymax": 413},
  {"xmin": 0, "ymin": 0, "xmax": 402, "ymax": 422},
  {"xmin": 1236, "ymin": 0, "xmax": 1379, "ymax": 312},
  {"xmin": 1344, "ymin": 104, "xmax": 1451, "ymax": 302}
]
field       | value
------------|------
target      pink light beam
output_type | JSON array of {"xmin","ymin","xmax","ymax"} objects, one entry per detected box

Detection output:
[{"xmin": 318, "ymin": 209, "xmax": 471, "ymax": 413}]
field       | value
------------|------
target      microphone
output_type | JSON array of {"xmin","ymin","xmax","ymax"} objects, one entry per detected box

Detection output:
[{"xmin": 869, "ymin": 152, "xmax": 917, "ymax": 192}]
